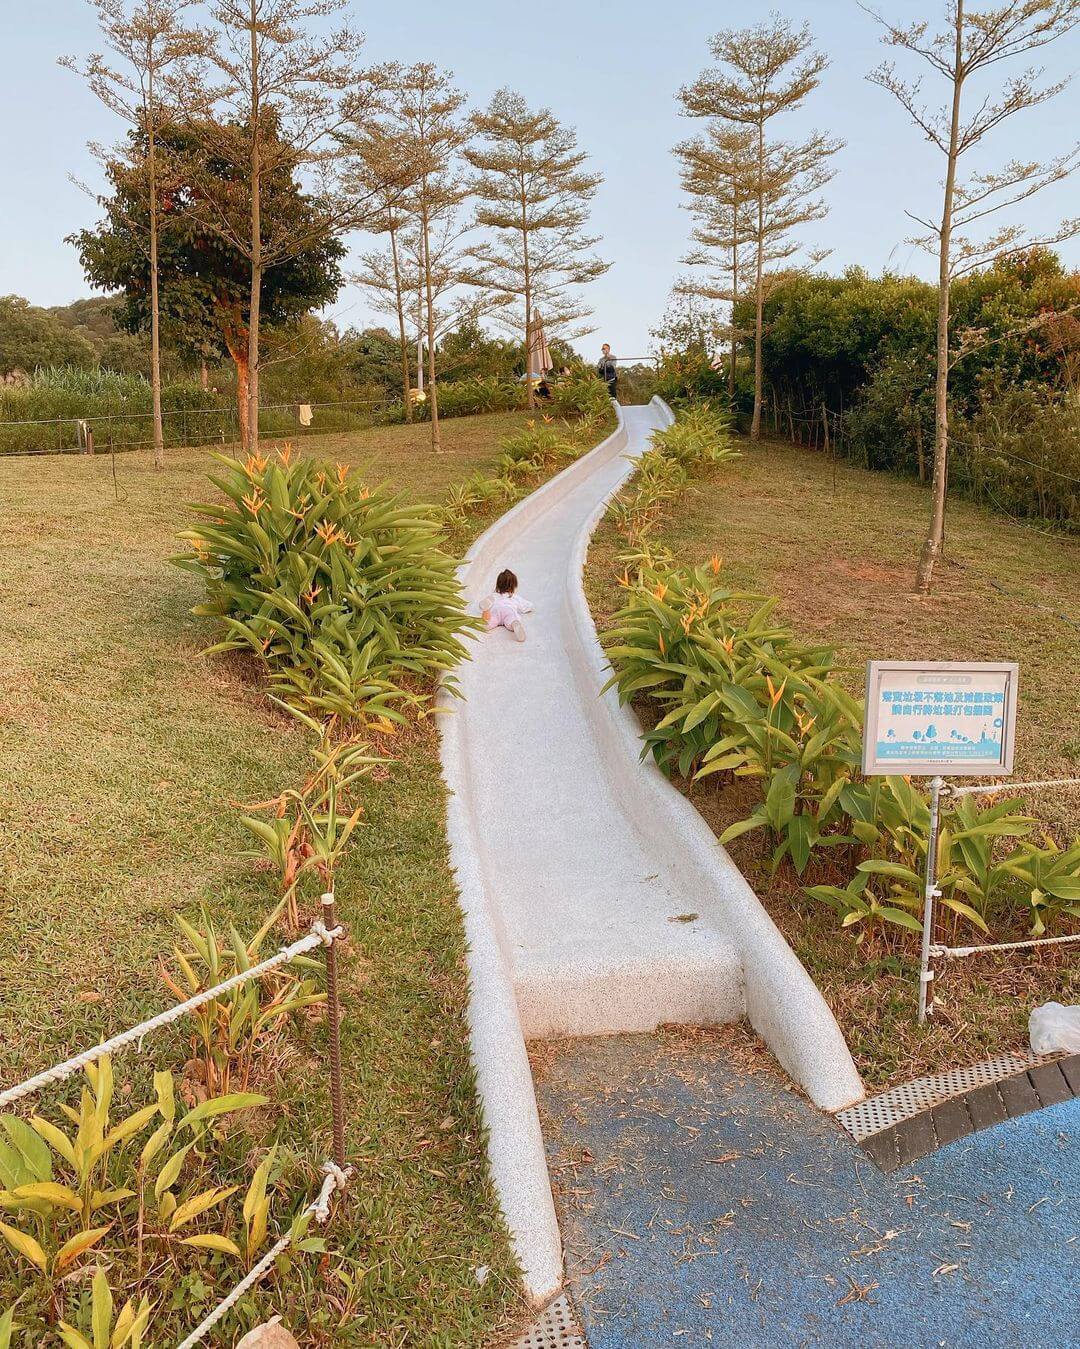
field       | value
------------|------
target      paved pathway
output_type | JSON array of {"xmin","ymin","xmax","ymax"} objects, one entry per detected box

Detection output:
[{"xmin": 537, "ymin": 1031, "xmax": 1080, "ymax": 1347}]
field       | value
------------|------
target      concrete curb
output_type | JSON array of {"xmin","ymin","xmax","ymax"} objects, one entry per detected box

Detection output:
[
  {"xmin": 438, "ymin": 411, "xmax": 631, "ymax": 1305},
  {"xmin": 563, "ymin": 396, "xmax": 864, "ymax": 1112}
]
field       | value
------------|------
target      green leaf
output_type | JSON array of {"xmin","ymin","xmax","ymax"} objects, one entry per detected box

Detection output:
[
  {"xmin": 787, "ymin": 816, "xmax": 815, "ymax": 875},
  {"xmin": 29, "ymin": 1116, "xmax": 76, "ymax": 1168},
  {"xmin": 0, "ymin": 1220, "xmax": 47, "ymax": 1272},
  {"xmin": 879, "ymin": 907, "xmax": 924, "ymax": 934},
  {"xmin": 1045, "ymin": 878, "xmax": 1080, "ymax": 901},
  {"xmin": 939, "ymin": 896, "xmax": 990, "ymax": 933},
  {"xmin": 1, "ymin": 1117, "xmax": 52, "ymax": 1181},
  {"xmin": 718, "ymin": 814, "xmax": 769, "ymax": 846},
  {"xmin": 58, "ymin": 1327, "xmax": 94, "ymax": 1349},
  {"xmin": 857, "ymin": 860, "xmax": 923, "ymax": 886},
  {"xmin": 177, "ymin": 1093, "xmax": 268, "ymax": 1133},
  {"xmin": 168, "ymin": 1185, "xmax": 238, "ymax": 1231},
  {"xmin": 180, "ymin": 1233, "xmax": 242, "ymax": 1257},
  {"xmin": 92, "ymin": 1267, "xmax": 113, "ymax": 1349}
]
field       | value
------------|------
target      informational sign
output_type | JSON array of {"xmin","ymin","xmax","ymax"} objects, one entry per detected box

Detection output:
[{"xmin": 862, "ymin": 661, "xmax": 1018, "ymax": 777}]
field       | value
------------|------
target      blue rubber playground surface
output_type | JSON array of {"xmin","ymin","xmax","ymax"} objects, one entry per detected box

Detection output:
[{"xmin": 536, "ymin": 1030, "xmax": 1079, "ymax": 1347}]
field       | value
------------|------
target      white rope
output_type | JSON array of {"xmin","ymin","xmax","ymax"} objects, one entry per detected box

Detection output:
[
  {"xmin": 176, "ymin": 1160, "xmax": 352, "ymax": 1349},
  {"xmin": 930, "ymin": 932, "xmax": 1080, "ymax": 960},
  {"xmin": 945, "ymin": 777, "xmax": 1080, "ymax": 799},
  {"xmin": 0, "ymin": 920, "xmax": 343, "ymax": 1110}
]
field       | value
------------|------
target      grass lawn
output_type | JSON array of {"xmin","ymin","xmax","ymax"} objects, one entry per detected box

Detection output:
[
  {"xmin": 0, "ymin": 412, "xmax": 537, "ymax": 1343},
  {"xmin": 587, "ymin": 435, "xmax": 1080, "ymax": 1091}
]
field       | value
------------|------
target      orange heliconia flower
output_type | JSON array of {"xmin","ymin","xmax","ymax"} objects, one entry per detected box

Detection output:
[
  {"xmin": 765, "ymin": 675, "xmax": 787, "ymax": 708},
  {"xmin": 242, "ymin": 490, "xmax": 265, "ymax": 515},
  {"xmin": 335, "ymin": 463, "xmax": 350, "ymax": 485},
  {"xmin": 658, "ymin": 632, "xmax": 666, "ymax": 656},
  {"xmin": 245, "ymin": 453, "xmax": 268, "ymax": 475},
  {"xmin": 709, "ymin": 554, "xmax": 722, "ymax": 575},
  {"xmin": 653, "ymin": 581, "xmax": 668, "ymax": 601},
  {"xmin": 315, "ymin": 520, "xmax": 345, "ymax": 545},
  {"xmin": 278, "ymin": 443, "xmax": 294, "ymax": 465}
]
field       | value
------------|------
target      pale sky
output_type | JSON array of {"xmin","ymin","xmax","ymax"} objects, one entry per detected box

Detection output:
[{"xmin": 2, "ymin": 0, "xmax": 1079, "ymax": 357}]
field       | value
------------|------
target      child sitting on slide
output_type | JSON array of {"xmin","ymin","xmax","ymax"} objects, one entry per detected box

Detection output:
[{"xmin": 481, "ymin": 568, "xmax": 533, "ymax": 643}]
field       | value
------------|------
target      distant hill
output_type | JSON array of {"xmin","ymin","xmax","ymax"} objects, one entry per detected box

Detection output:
[{"xmin": 0, "ymin": 293, "xmax": 155, "ymax": 380}]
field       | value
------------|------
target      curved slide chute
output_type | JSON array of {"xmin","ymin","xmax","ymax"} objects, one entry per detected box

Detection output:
[{"xmin": 440, "ymin": 399, "xmax": 863, "ymax": 1302}]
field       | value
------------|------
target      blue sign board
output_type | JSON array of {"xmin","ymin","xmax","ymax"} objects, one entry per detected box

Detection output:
[{"xmin": 862, "ymin": 661, "xmax": 1018, "ymax": 777}]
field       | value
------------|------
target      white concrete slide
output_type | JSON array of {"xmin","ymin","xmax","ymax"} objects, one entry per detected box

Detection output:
[{"xmin": 440, "ymin": 399, "xmax": 863, "ymax": 1303}]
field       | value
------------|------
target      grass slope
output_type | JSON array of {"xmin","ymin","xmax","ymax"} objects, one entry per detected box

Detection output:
[
  {"xmin": 588, "ymin": 435, "xmax": 1080, "ymax": 1090},
  {"xmin": 0, "ymin": 413, "xmax": 534, "ymax": 1343}
]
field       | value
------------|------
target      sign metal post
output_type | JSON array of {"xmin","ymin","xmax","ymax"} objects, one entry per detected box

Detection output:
[{"xmin": 862, "ymin": 661, "xmax": 1019, "ymax": 1023}]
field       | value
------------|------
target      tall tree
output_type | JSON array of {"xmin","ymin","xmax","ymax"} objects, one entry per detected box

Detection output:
[
  {"xmin": 373, "ymin": 63, "xmax": 471, "ymax": 453},
  {"xmin": 353, "ymin": 235, "xmax": 416, "ymax": 418},
  {"xmin": 675, "ymin": 124, "xmax": 757, "ymax": 397},
  {"xmin": 73, "ymin": 117, "xmax": 346, "ymax": 442},
  {"xmin": 344, "ymin": 124, "xmax": 424, "ymax": 421},
  {"xmin": 865, "ymin": 0, "xmax": 1080, "ymax": 592},
  {"xmin": 178, "ymin": 0, "xmax": 372, "ymax": 451},
  {"xmin": 464, "ymin": 89, "xmax": 608, "ymax": 408},
  {"xmin": 62, "ymin": 0, "xmax": 204, "ymax": 469},
  {"xmin": 681, "ymin": 17, "xmax": 841, "ymax": 439}
]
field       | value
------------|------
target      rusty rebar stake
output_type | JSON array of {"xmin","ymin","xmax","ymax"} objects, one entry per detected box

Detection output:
[{"xmin": 321, "ymin": 892, "xmax": 347, "ymax": 1170}]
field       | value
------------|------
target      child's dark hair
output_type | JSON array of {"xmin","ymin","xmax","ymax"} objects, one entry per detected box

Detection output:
[{"xmin": 495, "ymin": 569, "xmax": 518, "ymax": 595}]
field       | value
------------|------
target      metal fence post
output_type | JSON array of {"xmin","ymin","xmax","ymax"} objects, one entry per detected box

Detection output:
[
  {"xmin": 321, "ymin": 891, "xmax": 347, "ymax": 1170},
  {"xmin": 917, "ymin": 775, "xmax": 945, "ymax": 1023}
]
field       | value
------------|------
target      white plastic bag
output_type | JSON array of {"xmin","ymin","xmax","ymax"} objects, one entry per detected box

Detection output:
[{"xmin": 1029, "ymin": 1001, "xmax": 1080, "ymax": 1055}]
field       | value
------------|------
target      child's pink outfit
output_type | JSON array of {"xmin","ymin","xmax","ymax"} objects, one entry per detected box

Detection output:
[{"xmin": 481, "ymin": 591, "xmax": 533, "ymax": 633}]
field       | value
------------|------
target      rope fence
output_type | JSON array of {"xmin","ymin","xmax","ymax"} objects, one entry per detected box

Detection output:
[
  {"xmin": 919, "ymin": 776, "xmax": 1080, "ymax": 1020},
  {"xmin": 0, "ymin": 892, "xmax": 351, "ymax": 1346},
  {"xmin": 931, "ymin": 932, "xmax": 1080, "ymax": 960}
]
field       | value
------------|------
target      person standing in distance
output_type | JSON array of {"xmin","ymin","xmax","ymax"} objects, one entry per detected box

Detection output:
[{"xmin": 596, "ymin": 343, "xmax": 618, "ymax": 399}]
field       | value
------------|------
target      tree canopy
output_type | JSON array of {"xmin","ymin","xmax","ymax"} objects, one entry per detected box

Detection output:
[{"xmin": 72, "ymin": 116, "xmax": 346, "ymax": 424}]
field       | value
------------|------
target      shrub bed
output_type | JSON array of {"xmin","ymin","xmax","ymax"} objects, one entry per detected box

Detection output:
[{"xmin": 601, "ymin": 409, "xmax": 1080, "ymax": 969}]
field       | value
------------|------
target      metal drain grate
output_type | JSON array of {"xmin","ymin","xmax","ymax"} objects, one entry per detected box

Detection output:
[
  {"xmin": 837, "ymin": 1049, "xmax": 1061, "ymax": 1142},
  {"xmin": 512, "ymin": 1293, "xmax": 587, "ymax": 1349}
]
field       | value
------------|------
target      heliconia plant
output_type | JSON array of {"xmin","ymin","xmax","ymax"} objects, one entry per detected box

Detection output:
[{"xmin": 174, "ymin": 447, "xmax": 478, "ymax": 725}]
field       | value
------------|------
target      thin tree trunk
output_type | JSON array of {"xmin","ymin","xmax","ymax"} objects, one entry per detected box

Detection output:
[
  {"xmin": 421, "ymin": 197, "xmax": 441, "ymax": 453},
  {"xmin": 199, "ymin": 359, "xmax": 209, "ymax": 391},
  {"xmin": 729, "ymin": 180, "xmax": 739, "ymax": 401},
  {"xmin": 246, "ymin": 3, "xmax": 262, "ymax": 453},
  {"xmin": 751, "ymin": 120, "xmax": 765, "ymax": 441},
  {"xmin": 522, "ymin": 175, "xmax": 534, "ymax": 410},
  {"xmin": 916, "ymin": 1, "xmax": 964, "ymax": 595},
  {"xmin": 388, "ymin": 215, "xmax": 412, "ymax": 422},
  {"xmin": 148, "ymin": 65, "xmax": 164, "ymax": 471},
  {"xmin": 224, "ymin": 327, "xmax": 250, "ymax": 451}
]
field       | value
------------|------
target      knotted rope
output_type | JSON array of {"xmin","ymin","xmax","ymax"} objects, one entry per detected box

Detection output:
[{"xmin": 175, "ymin": 1160, "xmax": 353, "ymax": 1349}]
